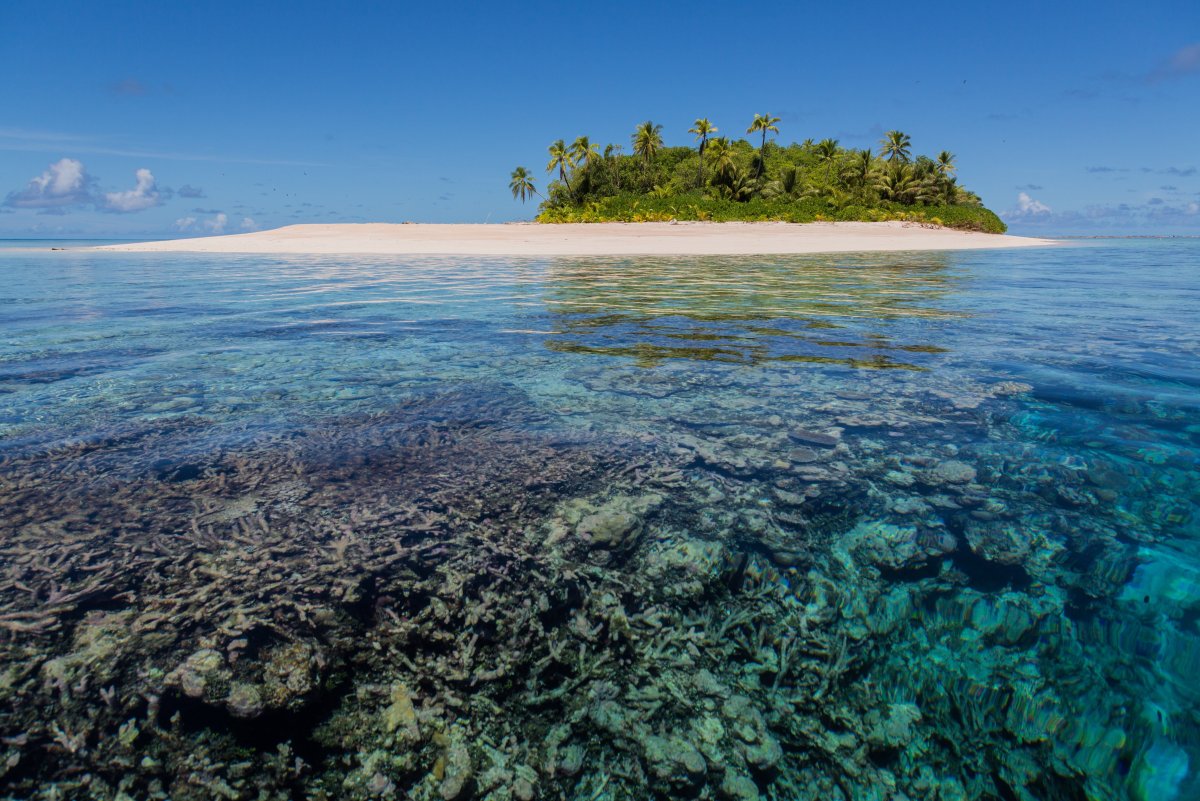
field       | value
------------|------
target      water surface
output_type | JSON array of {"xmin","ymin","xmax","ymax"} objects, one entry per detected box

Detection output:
[{"xmin": 1, "ymin": 242, "xmax": 1197, "ymax": 801}]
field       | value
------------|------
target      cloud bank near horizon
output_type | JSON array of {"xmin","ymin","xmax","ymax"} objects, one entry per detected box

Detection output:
[
  {"xmin": 1002, "ymin": 190, "xmax": 1200, "ymax": 232},
  {"xmin": 3, "ymin": 158, "xmax": 172, "ymax": 215},
  {"xmin": 2, "ymin": 158, "xmax": 96, "ymax": 211}
]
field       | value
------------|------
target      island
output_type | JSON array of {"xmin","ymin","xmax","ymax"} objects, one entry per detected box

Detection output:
[{"xmin": 97, "ymin": 119, "xmax": 1055, "ymax": 255}]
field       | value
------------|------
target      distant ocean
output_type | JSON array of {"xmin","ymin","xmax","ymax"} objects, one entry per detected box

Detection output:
[{"xmin": 0, "ymin": 238, "xmax": 145, "ymax": 249}]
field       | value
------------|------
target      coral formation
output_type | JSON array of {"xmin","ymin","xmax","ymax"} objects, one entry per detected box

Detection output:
[{"xmin": 2, "ymin": 370, "xmax": 1194, "ymax": 801}]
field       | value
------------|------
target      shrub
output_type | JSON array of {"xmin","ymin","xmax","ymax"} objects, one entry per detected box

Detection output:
[{"xmin": 537, "ymin": 195, "xmax": 1007, "ymax": 233}]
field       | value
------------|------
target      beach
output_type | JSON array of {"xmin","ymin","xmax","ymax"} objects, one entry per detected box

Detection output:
[{"xmin": 95, "ymin": 221, "xmax": 1056, "ymax": 255}]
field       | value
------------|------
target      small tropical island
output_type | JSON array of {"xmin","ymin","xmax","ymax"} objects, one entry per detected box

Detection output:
[
  {"xmin": 510, "ymin": 115, "xmax": 1007, "ymax": 233},
  {"xmin": 97, "ymin": 115, "xmax": 1055, "ymax": 255}
]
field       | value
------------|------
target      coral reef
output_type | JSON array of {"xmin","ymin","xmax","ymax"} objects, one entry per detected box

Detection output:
[{"xmin": 2, "ymin": 370, "xmax": 1195, "ymax": 801}]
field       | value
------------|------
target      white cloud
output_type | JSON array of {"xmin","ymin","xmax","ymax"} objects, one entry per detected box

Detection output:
[
  {"xmin": 178, "ymin": 212, "xmax": 231, "ymax": 234},
  {"xmin": 203, "ymin": 212, "xmax": 228, "ymax": 234},
  {"xmin": 239, "ymin": 216, "xmax": 259, "ymax": 232},
  {"xmin": 1016, "ymin": 192, "xmax": 1051, "ymax": 214},
  {"xmin": 3, "ymin": 157, "xmax": 95, "ymax": 209},
  {"xmin": 103, "ymin": 167, "xmax": 163, "ymax": 212},
  {"xmin": 1187, "ymin": 202, "xmax": 1199, "ymax": 215},
  {"xmin": 1009, "ymin": 191, "xmax": 1052, "ymax": 218}
]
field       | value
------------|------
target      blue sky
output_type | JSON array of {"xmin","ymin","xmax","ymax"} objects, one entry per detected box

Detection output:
[{"xmin": 1, "ymin": 0, "xmax": 1197, "ymax": 237}]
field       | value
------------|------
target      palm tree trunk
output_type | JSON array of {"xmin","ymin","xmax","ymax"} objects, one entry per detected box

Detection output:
[{"xmin": 561, "ymin": 167, "xmax": 574, "ymax": 201}]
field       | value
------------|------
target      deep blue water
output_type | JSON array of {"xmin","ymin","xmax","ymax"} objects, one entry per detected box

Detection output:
[{"xmin": 0, "ymin": 241, "xmax": 1197, "ymax": 800}]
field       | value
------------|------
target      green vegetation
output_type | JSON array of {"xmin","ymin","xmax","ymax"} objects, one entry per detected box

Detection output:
[
  {"xmin": 508, "ymin": 166, "xmax": 540, "ymax": 203},
  {"xmin": 509, "ymin": 117, "xmax": 1007, "ymax": 233}
]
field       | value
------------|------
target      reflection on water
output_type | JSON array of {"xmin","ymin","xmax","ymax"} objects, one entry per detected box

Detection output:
[
  {"xmin": 542, "ymin": 254, "xmax": 960, "ymax": 366},
  {"xmin": 0, "ymin": 243, "xmax": 1198, "ymax": 801}
]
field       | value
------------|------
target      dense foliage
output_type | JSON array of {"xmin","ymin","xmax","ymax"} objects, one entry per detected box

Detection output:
[
  {"xmin": 510, "ymin": 119, "xmax": 1007, "ymax": 233},
  {"xmin": 538, "ymin": 195, "xmax": 1007, "ymax": 233}
]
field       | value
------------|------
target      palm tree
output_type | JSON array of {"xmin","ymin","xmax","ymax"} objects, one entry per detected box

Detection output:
[
  {"xmin": 841, "ymin": 149, "xmax": 878, "ymax": 198},
  {"xmin": 567, "ymin": 136, "xmax": 601, "ymax": 197},
  {"xmin": 546, "ymin": 139, "xmax": 576, "ymax": 199},
  {"xmin": 715, "ymin": 164, "xmax": 755, "ymax": 202},
  {"xmin": 875, "ymin": 161, "xmax": 915, "ymax": 203},
  {"xmin": 779, "ymin": 165, "xmax": 799, "ymax": 195},
  {"xmin": 912, "ymin": 155, "xmax": 937, "ymax": 181},
  {"xmin": 935, "ymin": 150, "xmax": 956, "ymax": 177},
  {"xmin": 936, "ymin": 175, "xmax": 962, "ymax": 204},
  {"xmin": 815, "ymin": 138, "xmax": 840, "ymax": 183},
  {"xmin": 606, "ymin": 143, "xmax": 623, "ymax": 190},
  {"xmin": 509, "ymin": 166, "xmax": 540, "ymax": 203},
  {"xmin": 570, "ymin": 136, "xmax": 601, "ymax": 171},
  {"xmin": 911, "ymin": 157, "xmax": 942, "ymax": 203},
  {"xmin": 632, "ymin": 121, "xmax": 663, "ymax": 186},
  {"xmin": 879, "ymin": 130, "xmax": 912, "ymax": 163},
  {"xmin": 876, "ymin": 160, "xmax": 936, "ymax": 205},
  {"xmin": 746, "ymin": 113, "xmax": 780, "ymax": 177},
  {"xmin": 688, "ymin": 118, "xmax": 718, "ymax": 187},
  {"xmin": 706, "ymin": 137, "xmax": 736, "ymax": 187}
]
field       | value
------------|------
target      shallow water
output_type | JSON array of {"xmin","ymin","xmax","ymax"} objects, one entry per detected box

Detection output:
[{"xmin": 1, "ymin": 242, "xmax": 1198, "ymax": 800}]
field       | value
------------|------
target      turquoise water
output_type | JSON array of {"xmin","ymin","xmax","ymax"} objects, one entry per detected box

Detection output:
[{"xmin": 1, "ymin": 242, "xmax": 1197, "ymax": 800}]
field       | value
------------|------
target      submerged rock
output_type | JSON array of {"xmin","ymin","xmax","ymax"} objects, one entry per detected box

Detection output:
[
  {"xmin": 258, "ymin": 640, "xmax": 322, "ymax": 711},
  {"xmin": 693, "ymin": 669, "xmax": 730, "ymax": 699},
  {"xmin": 789, "ymin": 427, "xmax": 840, "ymax": 448},
  {"xmin": 172, "ymin": 649, "xmax": 230, "ymax": 701},
  {"xmin": 866, "ymin": 703, "xmax": 922, "ymax": 749},
  {"xmin": 573, "ymin": 493, "xmax": 663, "ymax": 550},
  {"xmin": 845, "ymin": 520, "xmax": 953, "ymax": 573},
  {"xmin": 786, "ymin": 446, "xmax": 821, "ymax": 464},
  {"xmin": 556, "ymin": 744, "xmax": 584, "ymax": 777},
  {"xmin": 929, "ymin": 460, "xmax": 977, "ymax": 485},
  {"xmin": 440, "ymin": 738, "xmax": 475, "ymax": 801},
  {"xmin": 741, "ymin": 736, "xmax": 783, "ymax": 773},
  {"xmin": 226, "ymin": 683, "xmax": 264, "ymax": 719},
  {"xmin": 642, "ymin": 735, "xmax": 707, "ymax": 793},
  {"xmin": 578, "ymin": 508, "xmax": 639, "ymax": 548},
  {"xmin": 645, "ymin": 538, "xmax": 730, "ymax": 598},
  {"xmin": 39, "ymin": 611, "xmax": 134, "ymax": 691},
  {"xmin": 512, "ymin": 776, "xmax": 536, "ymax": 801},
  {"xmin": 383, "ymin": 682, "xmax": 420, "ymax": 742},
  {"xmin": 719, "ymin": 771, "xmax": 761, "ymax": 801},
  {"xmin": 963, "ymin": 520, "xmax": 1031, "ymax": 566},
  {"xmin": 990, "ymin": 381, "xmax": 1033, "ymax": 396},
  {"xmin": 722, "ymin": 695, "xmax": 782, "ymax": 772}
]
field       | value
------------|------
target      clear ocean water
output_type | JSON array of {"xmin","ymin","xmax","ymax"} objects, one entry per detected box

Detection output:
[{"xmin": 0, "ymin": 241, "xmax": 1197, "ymax": 801}]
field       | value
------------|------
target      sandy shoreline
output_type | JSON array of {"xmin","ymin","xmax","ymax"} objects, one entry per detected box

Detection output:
[{"xmin": 94, "ymin": 221, "xmax": 1056, "ymax": 256}]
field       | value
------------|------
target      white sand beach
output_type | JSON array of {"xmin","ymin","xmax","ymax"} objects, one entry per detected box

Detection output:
[{"xmin": 95, "ymin": 221, "xmax": 1055, "ymax": 256}]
